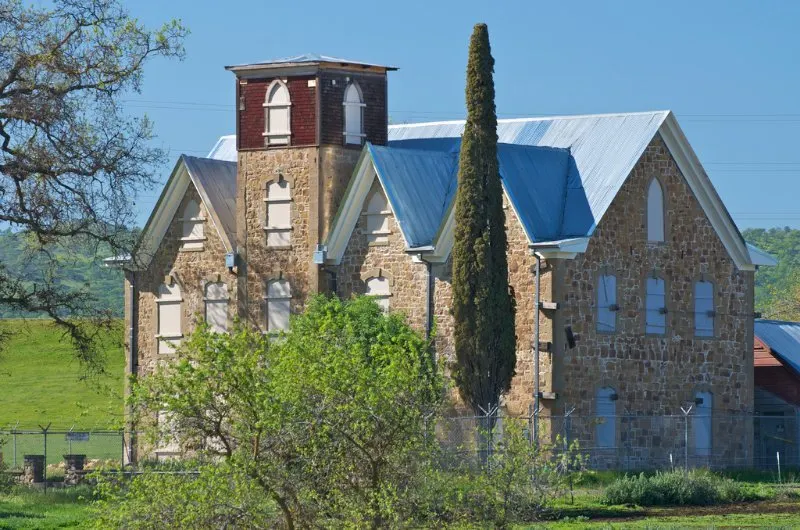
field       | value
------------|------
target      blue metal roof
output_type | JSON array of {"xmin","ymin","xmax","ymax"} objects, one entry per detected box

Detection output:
[
  {"xmin": 207, "ymin": 135, "xmax": 237, "ymax": 162},
  {"xmin": 755, "ymin": 320, "xmax": 800, "ymax": 375},
  {"xmin": 388, "ymin": 111, "xmax": 668, "ymax": 243},
  {"xmin": 368, "ymin": 144, "xmax": 457, "ymax": 247},
  {"xmin": 181, "ymin": 155, "xmax": 238, "ymax": 250}
]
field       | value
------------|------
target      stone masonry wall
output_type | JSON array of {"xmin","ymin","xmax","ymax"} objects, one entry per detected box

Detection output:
[
  {"xmin": 237, "ymin": 148, "xmax": 316, "ymax": 327},
  {"xmin": 553, "ymin": 134, "xmax": 754, "ymax": 464},
  {"xmin": 134, "ymin": 185, "xmax": 235, "ymax": 376},
  {"xmin": 336, "ymin": 179, "xmax": 428, "ymax": 330}
]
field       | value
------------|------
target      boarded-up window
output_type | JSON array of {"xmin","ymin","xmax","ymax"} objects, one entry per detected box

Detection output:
[
  {"xmin": 181, "ymin": 199, "xmax": 204, "ymax": 250},
  {"xmin": 264, "ymin": 179, "xmax": 292, "ymax": 247},
  {"xmin": 265, "ymin": 279, "xmax": 291, "ymax": 332},
  {"xmin": 264, "ymin": 81, "xmax": 291, "ymax": 146},
  {"xmin": 364, "ymin": 185, "xmax": 390, "ymax": 245},
  {"xmin": 596, "ymin": 387, "xmax": 616, "ymax": 449},
  {"xmin": 694, "ymin": 280, "xmax": 715, "ymax": 337},
  {"xmin": 645, "ymin": 276, "xmax": 666, "ymax": 335},
  {"xmin": 205, "ymin": 282, "xmax": 229, "ymax": 333},
  {"xmin": 157, "ymin": 282, "xmax": 182, "ymax": 354},
  {"xmin": 694, "ymin": 391, "xmax": 712, "ymax": 457},
  {"xmin": 597, "ymin": 274, "xmax": 617, "ymax": 333},
  {"xmin": 343, "ymin": 82, "xmax": 365, "ymax": 145},
  {"xmin": 366, "ymin": 276, "xmax": 391, "ymax": 312},
  {"xmin": 647, "ymin": 178, "xmax": 665, "ymax": 242}
]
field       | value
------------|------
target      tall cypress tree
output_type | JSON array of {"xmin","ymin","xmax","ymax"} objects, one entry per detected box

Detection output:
[{"xmin": 452, "ymin": 24, "xmax": 516, "ymax": 417}]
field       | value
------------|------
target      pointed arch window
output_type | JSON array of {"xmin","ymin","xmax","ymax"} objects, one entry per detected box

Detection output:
[
  {"xmin": 364, "ymin": 184, "xmax": 391, "ymax": 245},
  {"xmin": 204, "ymin": 282, "xmax": 229, "ymax": 333},
  {"xmin": 366, "ymin": 276, "xmax": 391, "ymax": 312},
  {"xmin": 596, "ymin": 387, "xmax": 617, "ymax": 449},
  {"xmin": 265, "ymin": 279, "xmax": 291, "ymax": 332},
  {"xmin": 264, "ymin": 177, "xmax": 292, "ymax": 247},
  {"xmin": 647, "ymin": 178, "xmax": 665, "ymax": 242},
  {"xmin": 156, "ymin": 281, "xmax": 182, "ymax": 354},
  {"xmin": 343, "ymin": 81, "xmax": 365, "ymax": 145},
  {"xmin": 181, "ymin": 199, "xmax": 205, "ymax": 251},
  {"xmin": 264, "ymin": 80, "xmax": 291, "ymax": 146},
  {"xmin": 694, "ymin": 280, "xmax": 715, "ymax": 337}
]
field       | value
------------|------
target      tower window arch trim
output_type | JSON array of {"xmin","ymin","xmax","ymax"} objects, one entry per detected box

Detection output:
[
  {"xmin": 263, "ymin": 80, "xmax": 292, "ymax": 146},
  {"xmin": 343, "ymin": 81, "xmax": 366, "ymax": 145}
]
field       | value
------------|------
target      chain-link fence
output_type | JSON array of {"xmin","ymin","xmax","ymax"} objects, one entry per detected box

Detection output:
[
  {"xmin": 433, "ymin": 410, "xmax": 800, "ymax": 471},
  {"xmin": 0, "ymin": 427, "xmax": 128, "ymax": 470}
]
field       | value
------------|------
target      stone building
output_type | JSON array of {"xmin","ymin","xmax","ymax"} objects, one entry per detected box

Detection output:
[{"xmin": 123, "ymin": 54, "xmax": 775, "ymax": 464}]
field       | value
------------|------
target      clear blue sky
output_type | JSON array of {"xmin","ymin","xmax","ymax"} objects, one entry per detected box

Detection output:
[{"xmin": 127, "ymin": 0, "xmax": 800, "ymax": 229}]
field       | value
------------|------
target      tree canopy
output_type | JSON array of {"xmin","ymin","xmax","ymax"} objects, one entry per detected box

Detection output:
[{"xmin": 0, "ymin": 0, "xmax": 186, "ymax": 369}]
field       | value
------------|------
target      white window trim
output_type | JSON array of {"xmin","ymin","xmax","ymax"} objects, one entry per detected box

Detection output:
[
  {"xmin": 156, "ymin": 291, "xmax": 183, "ymax": 353},
  {"xmin": 263, "ymin": 80, "xmax": 292, "ymax": 146},
  {"xmin": 647, "ymin": 177, "xmax": 666, "ymax": 243},
  {"xmin": 204, "ymin": 283, "xmax": 229, "ymax": 333},
  {"xmin": 264, "ymin": 280, "xmax": 292, "ymax": 333},
  {"xmin": 343, "ymin": 81, "xmax": 366, "ymax": 145}
]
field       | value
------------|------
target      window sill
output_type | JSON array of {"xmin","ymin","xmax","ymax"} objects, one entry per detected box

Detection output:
[
  {"xmin": 263, "ymin": 226, "xmax": 294, "ymax": 231},
  {"xmin": 266, "ymin": 245, "xmax": 293, "ymax": 251},
  {"xmin": 179, "ymin": 246, "xmax": 205, "ymax": 253},
  {"xmin": 368, "ymin": 241, "xmax": 390, "ymax": 247},
  {"xmin": 156, "ymin": 334, "xmax": 184, "ymax": 340}
]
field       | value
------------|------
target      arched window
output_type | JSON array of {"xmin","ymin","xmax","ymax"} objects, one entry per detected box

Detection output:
[
  {"xmin": 181, "ymin": 199, "xmax": 204, "ymax": 251},
  {"xmin": 596, "ymin": 387, "xmax": 617, "ymax": 449},
  {"xmin": 694, "ymin": 391, "xmax": 712, "ymax": 457},
  {"xmin": 597, "ymin": 274, "xmax": 618, "ymax": 333},
  {"xmin": 264, "ymin": 178, "xmax": 292, "ymax": 247},
  {"xmin": 156, "ymin": 282, "xmax": 182, "ymax": 354},
  {"xmin": 364, "ymin": 184, "xmax": 390, "ymax": 245},
  {"xmin": 204, "ymin": 282, "xmax": 229, "ymax": 333},
  {"xmin": 645, "ymin": 275, "xmax": 666, "ymax": 335},
  {"xmin": 264, "ymin": 80, "xmax": 291, "ymax": 146},
  {"xmin": 694, "ymin": 280, "xmax": 715, "ymax": 337},
  {"xmin": 343, "ymin": 81, "xmax": 365, "ymax": 145},
  {"xmin": 647, "ymin": 178, "xmax": 665, "ymax": 242},
  {"xmin": 366, "ymin": 276, "xmax": 391, "ymax": 312},
  {"xmin": 265, "ymin": 279, "xmax": 291, "ymax": 332}
]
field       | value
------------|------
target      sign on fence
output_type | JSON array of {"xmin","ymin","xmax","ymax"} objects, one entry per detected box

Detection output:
[{"xmin": 65, "ymin": 432, "xmax": 90, "ymax": 442}]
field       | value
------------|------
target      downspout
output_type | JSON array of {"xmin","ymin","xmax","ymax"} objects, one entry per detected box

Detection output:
[
  {"xmin": 425, "ymin": 260, "xmax": 433, "ymax": 340},
  {"xmin": 533, "ymin": 254, "xmax": 541, "ymax": 446},
  {"xmin": 127, "ymin": 271, "xmax": 138, "ymax": 465}
]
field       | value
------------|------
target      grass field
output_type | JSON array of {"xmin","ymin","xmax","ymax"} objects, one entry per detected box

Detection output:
[
  {"xmin": 0, "ymin": 487, "xmax": 91, "ymax": 529},
  {"xmin": 0, "ymin": 319, "xmax": 124, "ymax": 430}
]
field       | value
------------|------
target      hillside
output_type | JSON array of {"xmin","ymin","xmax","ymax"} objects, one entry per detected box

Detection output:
[
  {"xmin": 0, "ymin": 320, "xmax": 124, "ymax": 429},
  {"xmin": 743, "ymin": 227, "xmax": 800, "ymax": 319},
  {"xmin": 0, "ymin": 229, "xmax": 124, "ymax": 318}
]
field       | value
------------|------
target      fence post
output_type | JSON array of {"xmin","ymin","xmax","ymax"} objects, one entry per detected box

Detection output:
[
  {"xmin": 680, "ymin": 406, "xmax": 693, "ymax": 473},
  {"xmin": 39, "ymin": 423, "xmax": 51, "ymax": 493},
  {"xmin": 12, "ymin": 421, "xmax": 18, "ymax": 469},
  {"xmin": 121, "ymin": 429, "xmax": 126, "ymax": 469}
]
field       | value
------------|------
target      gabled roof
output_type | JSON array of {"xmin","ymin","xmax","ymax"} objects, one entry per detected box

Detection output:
[
  {"xmin": 755, "ymin": 320, "xmax": 800, "ymax": 376},
  {"xmin": 133, "ymin": 141, "xmax": 237, "ymax": 269}
]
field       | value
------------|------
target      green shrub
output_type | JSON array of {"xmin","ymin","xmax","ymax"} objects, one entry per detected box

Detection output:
[{"xmin": 602, "ymin": 470, "xmax": 767, "ymax": 507}]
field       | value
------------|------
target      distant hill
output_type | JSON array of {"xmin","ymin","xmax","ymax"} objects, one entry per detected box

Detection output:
[
  {"xmin": 743, "ymin": 227, "xmax": 800, "ymax": 319},
  {"xmin": 0, "ymin": 229, "xmax": 124, "ymax": 318}
]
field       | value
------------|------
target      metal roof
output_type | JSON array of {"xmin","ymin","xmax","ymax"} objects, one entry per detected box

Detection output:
[
  {"xmin": 225, "ymin": 53, "xmax": 397, "ymax": 71},
  {"xmin": 207, "ymin": 135, "xmax": 237, "ymax": 162},
  {"xmin": 747, "ymin": 243, "xmax": 779, "ymax": 266},
  {"xmin": 368, "ymin": 144, "xmax": 457, "ymax": 247},
  {"xmin": 389, "ymin": 111, "xmax": 668, "ymax": 242},
  {"xmin": 755, "ymin": 320, "xmax": 800, "ymax": 375},
  {"xmin": 182, "ymin": 155, "xmax": 237, "ymax": 250}
]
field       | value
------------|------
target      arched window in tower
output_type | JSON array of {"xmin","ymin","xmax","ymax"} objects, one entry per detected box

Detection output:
[
  {"xmin": 264, "ymin": 80, "xmax": 291, "ymax": 146},
  {"xmin": 343, "ymin": 81, "xmax": 365, "ymax": 145},
  {"xmin": 647, "ymin": 178, "xmax": 665, "ymax": 242},
  {"xmin": 364, "ymin": 185, "xmax": 391, "ymax": 245},
  {"xmin": 366, "ymin": 276, "xmax": 391, "ymax": 312},
  {"xmin": 156, "ymin": 281, "xmax": 182, "ymax": 354},
  {"xmin": 264, "ymin": 177, "xmax": 292, "ymax": 247},
  {"xmin": 181, "ymin": 199, "xmax": 205, "ymax": 250}
]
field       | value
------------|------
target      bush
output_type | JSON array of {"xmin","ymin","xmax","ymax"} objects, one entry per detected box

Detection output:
[{"xmin": 602, "ymin": 470, "xmax": 767, "ymax": 507}]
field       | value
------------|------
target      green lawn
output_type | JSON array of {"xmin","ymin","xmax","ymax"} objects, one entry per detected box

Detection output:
[
  {"xmin": 0, "ymin": 319, "xmax": 124, "ymax": 430},
  {"xmin": 0, "ymin": 487, "xmax": 91, "ymax": 529}
]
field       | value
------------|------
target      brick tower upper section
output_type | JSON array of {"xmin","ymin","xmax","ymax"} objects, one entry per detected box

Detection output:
[{"xmin": 226, "ymin": 54, "xmax": 394, "ymax": 150}]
